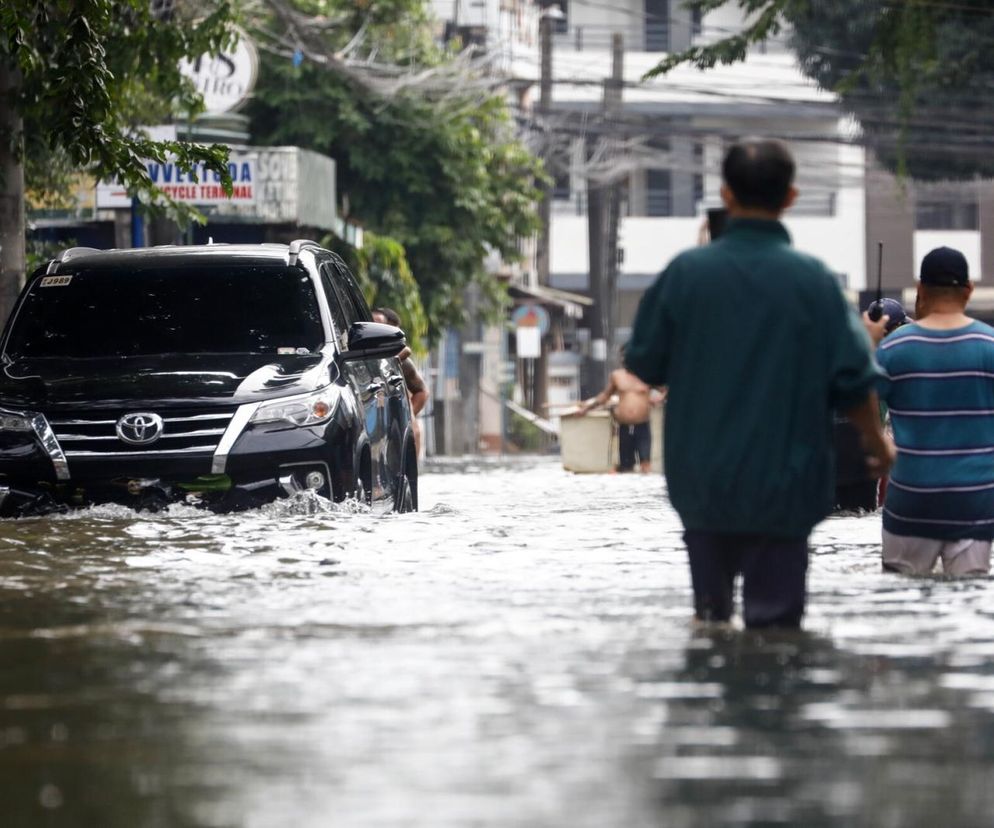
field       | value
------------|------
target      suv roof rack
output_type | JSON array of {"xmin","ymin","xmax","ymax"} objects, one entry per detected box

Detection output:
[
  {"xmin": 46, "ymin": 247, "xmax": 103, "ymax": 275},
  {"xmin": 287, "ymin": 239, "xmax": 320, "ymax": 267}
]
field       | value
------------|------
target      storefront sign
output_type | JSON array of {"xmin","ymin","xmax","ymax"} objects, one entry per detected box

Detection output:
[
  {"xmin": 94, "ymin": 146, "xmax": 337, "ymax": 230},
  {"xmin": 97, "ymin": 154, "xmax": 257, "ymax": 208},
  {"xmin": 178, "ymin": 29, "xmax": 258, "ymax": 115}
]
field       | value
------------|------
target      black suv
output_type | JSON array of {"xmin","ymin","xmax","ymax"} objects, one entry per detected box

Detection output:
[{"xmin": 0, "ymin": 241, "xmax": 418, "ymax": 515}]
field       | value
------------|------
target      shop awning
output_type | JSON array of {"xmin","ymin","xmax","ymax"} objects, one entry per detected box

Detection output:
[{"xmin": 508, "ymin": 283, "xmax": 592, "ymax": 319}]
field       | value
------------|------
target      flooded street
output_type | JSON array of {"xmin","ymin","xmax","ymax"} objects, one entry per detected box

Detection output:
[{"xmin": 2, "ymin": 457, "xmax": 994, "ymax": 827}]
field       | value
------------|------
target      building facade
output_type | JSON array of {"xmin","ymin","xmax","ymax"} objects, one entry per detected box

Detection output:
[{"xmin": 430, "ymin": 0, "xmax": 994, "ymax": 449}]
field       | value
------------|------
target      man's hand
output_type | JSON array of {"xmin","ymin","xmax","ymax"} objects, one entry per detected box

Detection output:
[
  {"xmin": 845, "ymin": 391, "xmax": 896, "ymax": 479},
  {"xmin": 863, "ymin": 432, "xmax": 897, "ymax": 479},
  {"xmin": 861, "ymin": 311, "xmax": 890, "ymax": 346}
]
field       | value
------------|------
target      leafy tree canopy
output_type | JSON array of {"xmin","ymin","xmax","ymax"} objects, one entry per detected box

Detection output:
[
  {"xmin": 247, "ymin": 0, "xmax": 543, "ymax": 336},
  {"xmin": 2, "ymin": 0, "xmax": 236, "ymax": 212},
  {"xmin": 648, "ymin": 0, "xmax": 994, "ymax": 181},
  {"xmin": 323, "ymin": 230, "xmax": 429, "ymax": 356}
]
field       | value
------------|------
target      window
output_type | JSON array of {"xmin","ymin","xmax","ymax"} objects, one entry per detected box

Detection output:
[
  {"xmin": 647, "ymin": 168, "xmax": 672, "ymax": 217},
  {"xmin": 645, "ymin": 0, "xmax": 669, "ymax": 51},
  {"xmin": 319, "ymin": 263, "xmax": 350, "ymax": 348},
  {"xmin": 549, "ymin": 1, "xmax": 568, "ymax": 35},
  {"xmin": 325, "ymin": 263, "xmax": 369, "ymax": 330},
  {"xmin": 553, "ymin": 169, "xmax": 570, "ymax": 201},
  {"xmin": 6, "ymin": 265, "xmax": 324, "ymax": 359},
  {"xmin": 335, "ymin": 263, "xmax": 372, "ymax": 321},
  {"xmin": 691, "ymin": 5, "xmax": 702, "ymax": 37},
  {"xmin": 916, "ymin": 199, "xmax": 979, "ymax": 231}
]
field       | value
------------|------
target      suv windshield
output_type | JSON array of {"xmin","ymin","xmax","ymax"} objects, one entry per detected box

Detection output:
[{"xmin": 5, "ymin": 265, "xmax": 325, "ymax": 359}]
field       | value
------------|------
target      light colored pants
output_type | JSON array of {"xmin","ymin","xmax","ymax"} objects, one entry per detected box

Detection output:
[{"xmin": 882, "ymin": 529, "xmax": 991, "ymax": 576}]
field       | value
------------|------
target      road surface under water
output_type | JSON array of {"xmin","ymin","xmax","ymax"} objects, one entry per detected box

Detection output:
[{"xmin": 1, "ymin": 457, "xmax": 994, "ymax": 827}]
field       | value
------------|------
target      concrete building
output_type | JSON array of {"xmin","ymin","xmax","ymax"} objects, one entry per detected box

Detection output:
[{"xmin": 430, "ymin": 1, "xmax": 994, "ymax": 448}]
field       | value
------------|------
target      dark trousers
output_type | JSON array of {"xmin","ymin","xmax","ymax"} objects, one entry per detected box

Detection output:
[
  {"xmin": 618, "ymin": 421, "xmax": 651, "ymax": 471},
  {"xmin": 833, "ymin": 480, "xmax": 878, "ymax": 513},
  {"xmin": 684, "ymin": 530, "xmax": 809, "ymax": 628}
]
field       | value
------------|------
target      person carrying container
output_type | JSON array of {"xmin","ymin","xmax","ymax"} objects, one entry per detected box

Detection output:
[
  {"xmin": 868, "ymin": 247, "xmax": 994, "ymax": 576},
  {"xmin": 576, "ymin": 358, "xmax": 665, "ymax": 473},
  {"xmin": 625, "ymin": 138, "xmax": 894, "ymax": 629}
]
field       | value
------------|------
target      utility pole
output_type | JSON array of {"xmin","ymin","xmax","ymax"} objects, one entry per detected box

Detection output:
[
  {"xmin": 537, "ymin": 9, "xmax": 553, "ymax": 289},
  {"xmin": 587, "ymin": 178, "xmax": 607, "ymax": 392},
  {"xmin": 532, "ymin": 6, "xmax": 554, "ymax": 418},
  {"xmin": 604, "ymin": 34, "xmax": 624, "ymax": 364},
  {"xmin": 586, "ymin": 33, "xmax": 624, "ymax": 394}
]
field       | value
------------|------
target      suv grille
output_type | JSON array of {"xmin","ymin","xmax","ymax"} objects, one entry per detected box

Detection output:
[{"xmin": 47, "ymin": 407, "xmax": 237, "ymax": 458}]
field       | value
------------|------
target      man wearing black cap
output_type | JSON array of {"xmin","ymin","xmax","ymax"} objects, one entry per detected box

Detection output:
[
  {"xmin": 625, "ymin": 138, "xmax": 895, "ymax": 629},
  {"xmin": 871, "ymin": 246, "xmax": 994, "ymax": 575}
]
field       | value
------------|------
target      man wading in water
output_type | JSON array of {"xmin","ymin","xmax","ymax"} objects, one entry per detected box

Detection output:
[
  {"xmin": 577, "ymin": 354, "xmax": 664, "ymax": 473},
  {"xmin": 625, "ymin": 138, "xmax": 895, "ymax": 629},
  {"xmin": 869, "ymin": 247, "xmax": 994, "ymax": 576}
]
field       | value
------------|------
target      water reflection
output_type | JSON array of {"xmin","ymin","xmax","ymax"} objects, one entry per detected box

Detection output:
[
  {"xmin": 1, "ymin": 458, "xmax": 994, "ymax": 826},
  {"xmin": 646, "ymin": 628, "xmax": 994, "ymax": 826}
]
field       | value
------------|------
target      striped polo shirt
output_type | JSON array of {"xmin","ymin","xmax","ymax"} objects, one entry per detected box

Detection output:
[{"xmin": 877, "ymin": 320, "xmax": 994, "ymax": 540}]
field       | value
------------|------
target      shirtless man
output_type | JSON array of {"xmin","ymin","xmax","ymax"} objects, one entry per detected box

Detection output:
[{"xmin": 577, "ymin": 365, "xmax": 663, "ymax": 473}]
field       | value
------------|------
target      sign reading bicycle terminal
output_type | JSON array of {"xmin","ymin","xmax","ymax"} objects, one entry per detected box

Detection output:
[{"xmin": 97, "ymin": 154, "xmax": 257, "ymax": 208}]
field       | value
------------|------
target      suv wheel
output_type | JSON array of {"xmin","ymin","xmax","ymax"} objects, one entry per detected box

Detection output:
[{"xmin": 394, "ymin": 473, "xmax": 414, "ymax": 513}]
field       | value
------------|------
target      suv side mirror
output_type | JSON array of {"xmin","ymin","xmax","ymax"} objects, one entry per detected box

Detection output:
[{"xmin": 339, "ymin": 321, "xmax": 406, "ymax": 361}]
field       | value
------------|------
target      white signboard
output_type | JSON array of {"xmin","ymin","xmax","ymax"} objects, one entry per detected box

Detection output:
[
  {"xmin": 95, "ymin": 146, "xmax": 337, "ymax": 230},
  {"xmin": 179, "ymin": 29, "xmax": 258, "ymax": 115},
  {"xmin": 97, "ymin": 153, "xmax": 257, "ymax": 208},
  {"xmin": 516, "ymin": 326, "xmax": 542, "ymax": 359}
]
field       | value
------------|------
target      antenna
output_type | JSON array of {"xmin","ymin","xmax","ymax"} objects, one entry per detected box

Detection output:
[
  {"xmin": 876, "ymin": 240, "xmax": 883, "ymax": 306},
  {"xmin": 868, "ymin": 241, "xmax": 884, "ymax": 321}
]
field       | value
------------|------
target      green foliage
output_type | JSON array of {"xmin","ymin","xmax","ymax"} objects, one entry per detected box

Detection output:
[
  {"xmin": 506, "ymin": 405, "xmax": 546, "ymax": 452},
  {"xmin": 789, "ymin": 0, "xmax": 994, "ymax": 181},
  {"xmin": 25, "ymin": 236, "xmax": 73, "ymax": 275},
  {"xmin": 645, "ymin": 0, "xmax": 994, "ymax": 181},
  {"xmin": 322, "ymin": 230, "xmax": 429, "ymax": 356},
  {"xmin": 1, "ymin": 0, "xmax": 236, "ymax": 216},
  {"xmin": 247, "ymin": 0, "xmax": 543, "ymax": 337}
]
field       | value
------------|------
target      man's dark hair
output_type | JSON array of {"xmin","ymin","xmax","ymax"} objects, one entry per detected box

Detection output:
[
  {"xmin": 722, "ymin": 139, "xmax": 796, "ymax": 213},
  {"xmin": 373, "ymin": 307, "xmax": 401, "ymax": 327}
]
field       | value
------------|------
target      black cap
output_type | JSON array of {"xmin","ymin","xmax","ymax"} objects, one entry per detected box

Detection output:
[{"xmin": 920, "ymin": 246, "xmax": 969, "ymax": 286}]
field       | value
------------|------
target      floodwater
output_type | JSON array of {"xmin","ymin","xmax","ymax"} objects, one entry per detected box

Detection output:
[{"xmin": 2, "ymin": 458, "xmax": 994, "ymax": 827}]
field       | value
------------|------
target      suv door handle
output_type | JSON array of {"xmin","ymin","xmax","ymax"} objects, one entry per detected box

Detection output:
[
  {"xmin": 365, "ymin": 379, "xmax": 385, "ymax": 394},
  {"xmin": 387, "ymin": 374, "xmax": 405, "ymax": 389}
]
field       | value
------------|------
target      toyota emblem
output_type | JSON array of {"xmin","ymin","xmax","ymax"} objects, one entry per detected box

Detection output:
[{"xmin": 116, "ymin": 412, "xmax": 164, "ymax": 445}]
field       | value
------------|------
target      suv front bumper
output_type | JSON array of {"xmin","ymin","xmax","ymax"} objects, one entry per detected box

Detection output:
[{"xmin": 0, "ymin": 406, "xmax": 356, "ymax": 514}]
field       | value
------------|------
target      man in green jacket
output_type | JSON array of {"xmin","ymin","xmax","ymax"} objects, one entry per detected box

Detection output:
[{"xmin": 625, "ymin": 138, "xmax": 894, "ymax": 628}]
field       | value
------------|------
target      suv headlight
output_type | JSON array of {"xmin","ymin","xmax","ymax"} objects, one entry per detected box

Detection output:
[
  {"xmin": 0, "ymin": 407, "xmax": 35, "ymax": 432},
  {"xmin": 250, "ymin": 386, "xmax": 341, "ymax": 428}
]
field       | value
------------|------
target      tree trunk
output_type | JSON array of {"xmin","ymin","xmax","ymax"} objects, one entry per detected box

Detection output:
[{"xmin": 0, "ymin": 61, "xmax": 25, "ymax": 329}]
